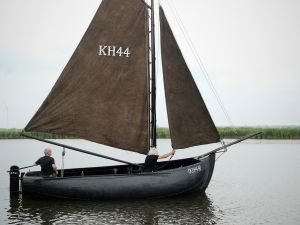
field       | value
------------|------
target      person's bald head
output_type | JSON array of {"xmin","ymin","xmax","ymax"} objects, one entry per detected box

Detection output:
[{"xmin": 44, "ymin": 148, "xmax": 52, "ymax": 156}]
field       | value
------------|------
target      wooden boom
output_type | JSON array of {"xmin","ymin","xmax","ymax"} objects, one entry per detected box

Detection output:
[
  {"xmin": 20, "ymin": 133, "xmax": 143, "ymax": 168},
  {"xmin": 198, "ymin": 132, "xmax": 262, "ymax": 159}
]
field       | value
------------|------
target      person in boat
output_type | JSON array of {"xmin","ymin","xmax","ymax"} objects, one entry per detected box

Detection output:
[
  {"xmin": 143, "ymin": 147, "xmax": 176, "ymax": 172},
  {"xmin": 35, "ymin": 148, "xmax": 57, "ymax": 177}
]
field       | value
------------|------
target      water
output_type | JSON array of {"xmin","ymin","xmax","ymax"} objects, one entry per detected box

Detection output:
[{"xmin": 1, "ymin": 139, "xmax": 300, "ymax": 224}]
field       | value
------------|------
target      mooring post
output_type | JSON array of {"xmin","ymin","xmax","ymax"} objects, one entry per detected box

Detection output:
[{"xmin": 9, "ymin": 165, "xmax": 20, "ymax": 195}]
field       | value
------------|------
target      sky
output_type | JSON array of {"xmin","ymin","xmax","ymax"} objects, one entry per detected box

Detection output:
[{"xmin": 0, "ymin": 0, "xmax": 300, "ymax": 129}]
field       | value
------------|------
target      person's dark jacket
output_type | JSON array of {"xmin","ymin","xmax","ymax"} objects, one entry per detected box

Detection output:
[{"xmin": 35, "ymin": 156, "xmax": 55, "ymax": 176}]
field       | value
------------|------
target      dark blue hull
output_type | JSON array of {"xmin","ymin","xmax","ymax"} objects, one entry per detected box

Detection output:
[{"xmin": 22, "ymin": 153, "xmax": 215, "ymax": 200}]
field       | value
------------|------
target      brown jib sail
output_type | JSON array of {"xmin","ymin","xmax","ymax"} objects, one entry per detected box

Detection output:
[
  {"xmin": 25, "ymin": 0, "xmax": 150, "ymax": 154},
  {"xmin": 159, "ymin": 7, "xmax": 220, "ymax": 149}
]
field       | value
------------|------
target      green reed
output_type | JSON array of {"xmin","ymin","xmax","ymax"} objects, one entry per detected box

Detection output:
[
  {"xmin": 217, "ymin": 127, "xmax": 300, "ymax": 139},
  {"xmin": 0, "ymin": 129, "xmax": 68, "ymax": 139},
  {"xmin": 0, "ymin": 127, "xmax": 299, "ymax": 139}
]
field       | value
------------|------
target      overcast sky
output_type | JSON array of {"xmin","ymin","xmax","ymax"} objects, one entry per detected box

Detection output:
[{"xmin": 0, "ymin": 0, "xmax": 300, "ymax": 129}]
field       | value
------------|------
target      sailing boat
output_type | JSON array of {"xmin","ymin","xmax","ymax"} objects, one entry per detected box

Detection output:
[{"xmin": 20, "ymin": 0, "xmax": 258, "ymax": 200}]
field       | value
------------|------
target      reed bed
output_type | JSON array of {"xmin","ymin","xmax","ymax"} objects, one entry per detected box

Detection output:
[
  {"xmin": 0, "ymin": 127, "xmax": 299, "ymax": 140},
  {"xmin": 218, "ymin": 127, "xmax": 300, "ymax": 139},
  {"xmin": 0, "ymin": 129, "xmax": 67, "ymax": 139}
]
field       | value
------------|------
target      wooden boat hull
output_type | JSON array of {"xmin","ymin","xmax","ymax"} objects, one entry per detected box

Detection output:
[{"xmin": 21, "ymin": 153, "xmax": 215, "ymax": 200}]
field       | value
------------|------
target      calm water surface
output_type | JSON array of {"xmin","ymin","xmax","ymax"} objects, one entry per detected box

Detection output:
[{"xmin": 1, "ymin": 139, "xmax": 299, "ymax": 224}]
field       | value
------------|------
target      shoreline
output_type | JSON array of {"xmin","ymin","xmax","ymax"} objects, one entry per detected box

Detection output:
[{"xmin": 0, "ymin": 127, "xmax": 299, "ymax": 140}]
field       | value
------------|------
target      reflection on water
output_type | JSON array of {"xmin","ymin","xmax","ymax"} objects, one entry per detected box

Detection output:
[{"xmin": 8, "ymin": 193, "xmax": 219, "ymax": 225}]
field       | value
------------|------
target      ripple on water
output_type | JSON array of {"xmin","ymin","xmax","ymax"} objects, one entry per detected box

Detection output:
[{"xmin": 6, "ymin": 193, "xmax": 220, "ymax": 225}]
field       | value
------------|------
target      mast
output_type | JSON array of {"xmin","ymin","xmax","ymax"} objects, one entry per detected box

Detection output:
[{"xmin": 150, "ymin": 0, "xmax": 157, "ymax": 147}]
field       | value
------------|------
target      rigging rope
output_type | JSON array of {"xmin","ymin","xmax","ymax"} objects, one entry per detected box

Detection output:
[
  {"xmin": 215, "ymin": 150, "xmax": 227, "ymax": 161},
  {"xmin": 164, "ymin": 1, "xmax": 240, "ymax": 138},
  {"xmin": 61, "ymin": 147, "xmax": 66, "ymax": 177},
  {"xmin": 146, "ymin": 0, "xmax": 151, "ymax": 148},
  {"xmin": 158, "ymin": 153, "xmax": 174, "ymax": 170}
]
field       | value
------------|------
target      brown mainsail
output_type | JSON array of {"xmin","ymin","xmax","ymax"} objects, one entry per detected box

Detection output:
[
  {"xmin": 25, "ymin": 0, "xmax": 149, "ymax": 154},
  {"xmin": 159, "ymin": 7, "xmax": 220, "ymax": 149}
]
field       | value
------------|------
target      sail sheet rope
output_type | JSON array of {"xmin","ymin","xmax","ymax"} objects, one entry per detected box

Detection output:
[{"xmin": 162, "ymin": 0, "xmax": 240, "ymax": 138}]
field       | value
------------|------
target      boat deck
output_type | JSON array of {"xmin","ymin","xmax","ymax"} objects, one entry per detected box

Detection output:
[{"xmin": 25, "ymin": 157, "xmax": 201, "ymax": 177}]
